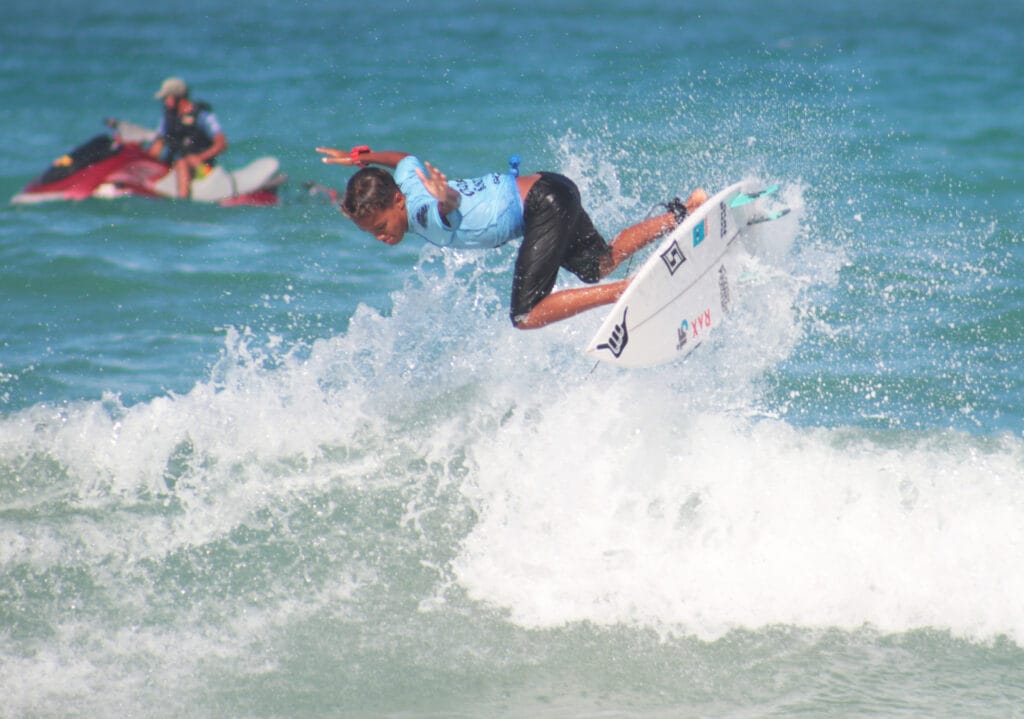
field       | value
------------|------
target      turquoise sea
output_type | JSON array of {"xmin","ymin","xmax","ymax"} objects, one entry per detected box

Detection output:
[{"xmin": 3, "ymin": 1, "xmax": 1024, "ymax": 716}]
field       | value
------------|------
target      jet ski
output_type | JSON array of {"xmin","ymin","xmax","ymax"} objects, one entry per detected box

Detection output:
[{"xmin": 11, "ymin": 120, "xmax": 286, "ymax": 206}]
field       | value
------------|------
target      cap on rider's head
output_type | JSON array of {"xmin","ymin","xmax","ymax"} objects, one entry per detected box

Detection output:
[{"xmin": 154, "ymin": 77, "xmax": 188, "ymax": 100}]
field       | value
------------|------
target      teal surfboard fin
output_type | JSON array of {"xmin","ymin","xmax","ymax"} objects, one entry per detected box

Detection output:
[
  {"xmin": 730, "ymin": 185, "xmax": 780, "ymax": 208},
  {"xmin": 747, "ymin": 207, "xmax": 791, "ymax": 225}
]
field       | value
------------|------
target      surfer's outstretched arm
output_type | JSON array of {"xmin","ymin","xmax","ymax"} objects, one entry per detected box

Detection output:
[{"xmin": 316, "ymin": 146, "xmax": 409, "ymax": 169}]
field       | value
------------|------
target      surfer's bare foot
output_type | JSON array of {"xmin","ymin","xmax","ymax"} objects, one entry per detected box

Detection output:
[{"xmin": 685, "ymin": 188, "xmax": 708, "ymax": 214}]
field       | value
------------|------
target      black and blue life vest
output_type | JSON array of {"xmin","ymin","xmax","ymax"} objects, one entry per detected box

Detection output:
[{"xmin": 161, "ymin": 101, "xmax": 216, "ymax": 163}]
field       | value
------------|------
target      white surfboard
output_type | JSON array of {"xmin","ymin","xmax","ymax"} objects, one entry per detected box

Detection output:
[{"xmin": 585, "ymin": 181, "xmax": 784, "ymax": 368}]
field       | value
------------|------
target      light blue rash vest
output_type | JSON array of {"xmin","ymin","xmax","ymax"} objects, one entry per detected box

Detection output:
[{"xmin": 395, "ymin": 156, "xmax": 524, "ymax": 249}]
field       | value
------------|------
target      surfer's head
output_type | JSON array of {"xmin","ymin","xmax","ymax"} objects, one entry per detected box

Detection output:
[{"xmin": 342, "ymin": 167, "xmax": 408, "ymax": 245}]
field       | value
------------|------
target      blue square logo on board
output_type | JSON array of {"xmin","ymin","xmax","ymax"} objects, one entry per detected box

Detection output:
[{"xmin": 693, "ymin": 219, "xmax": 706, "ymax": 247}]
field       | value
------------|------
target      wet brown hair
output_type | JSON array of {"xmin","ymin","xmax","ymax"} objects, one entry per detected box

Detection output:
[{"xmin": 341, "ymin": 167, "xmax": 400, "ymax": 219}]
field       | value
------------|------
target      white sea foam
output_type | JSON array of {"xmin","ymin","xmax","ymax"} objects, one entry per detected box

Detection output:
[{"xmin": 454, "ymin": 404, "xmax": 1024, "ymax": 642}]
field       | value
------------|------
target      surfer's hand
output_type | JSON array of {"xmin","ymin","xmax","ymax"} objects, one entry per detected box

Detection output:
[
  {"xmin": 415, "ymin": 162, "xmax": 448, "ymax": 198},
  {"xmin": 316, "ymin": 147, "xmax": 356, "ymax": 166},
  {"xmin": 416, "ymin": 162, "xmax": 461, "ymax": 215}
]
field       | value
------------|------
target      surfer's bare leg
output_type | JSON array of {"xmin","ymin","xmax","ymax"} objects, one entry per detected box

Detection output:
[
  {"xmin": 600, "ymin": 213, "xmax": 675, "ymax": 277},
  {"xmin": 513, "ymin": 279, "xmax": 630, "ymax": 330},
  {"xmin": 599, "ymin": 188, "xmax": 708, "ymax": 277},
  {"xmin": 511, "ymin": 187, "xmax": 708, "ymax": 330}
]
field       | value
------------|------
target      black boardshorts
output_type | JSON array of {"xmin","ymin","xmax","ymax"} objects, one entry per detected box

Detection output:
[{"xmin": 509, "ymin": 172, "xmax": 610, "ymax": 325}]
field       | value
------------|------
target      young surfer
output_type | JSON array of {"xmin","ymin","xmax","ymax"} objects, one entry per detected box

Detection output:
[{"xmin": 316, "ymin": 145, "xmax": 706, "ymax": 329}]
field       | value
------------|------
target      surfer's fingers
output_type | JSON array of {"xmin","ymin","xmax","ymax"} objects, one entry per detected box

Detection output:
[
  {"xmin": 318, "ymin": 147, "xmax": 353, "ymax": 166},
  {"xmin": 315, "ymin": 147, "xmax": 348, "ymax": 162},
  {"xmin": 416, "ymin": 165, "xmax": 444, "ymax": 185},
  {"xmin": 422, "ymin": 161, "xmax": 446, "ymax": 179}
]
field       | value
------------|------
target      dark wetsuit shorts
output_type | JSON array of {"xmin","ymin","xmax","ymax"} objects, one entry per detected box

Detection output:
[{"xmin": 509, "ymin": 172, "xmax": 610, "ymax": 324}]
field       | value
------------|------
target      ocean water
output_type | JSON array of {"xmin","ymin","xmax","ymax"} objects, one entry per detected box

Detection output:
[{"xmin": 2, "ymin": 0, "xmax": 1024, "ymax": 717}]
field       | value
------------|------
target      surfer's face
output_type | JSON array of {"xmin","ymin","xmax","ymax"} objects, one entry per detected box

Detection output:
[{"xmin": 352, "ymin": 192, "xmax": 408, "ymax": 245}]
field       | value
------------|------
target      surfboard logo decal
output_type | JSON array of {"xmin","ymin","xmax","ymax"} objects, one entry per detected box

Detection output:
[
  {"xmin": 719, "ymin": 202, "xmax": 728, "ymax": 237},
  {"xmin": 677, "ymin": 309, "xmax": 712, "ymax": 350},
  {"xmin": 677, "ymin": 319, "xmax": 689, "ymax": 350},
  {"xmin": 596, "ymin": 307, "xmax": 629, "ymax": 357},
  {"xmin": 659, "ymin": 241, "xmax": 686, "ymax": 275},
  {"xmin": 693, "ymin": 219, "xmax": 707, "ymax": 247},
  {"xmin": 718, "ymin": 264, "xmax": 730, "ymax": 311}
]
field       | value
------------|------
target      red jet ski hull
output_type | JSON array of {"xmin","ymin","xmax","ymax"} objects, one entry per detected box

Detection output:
[{"xmin": 12, "ymin": 133, "xmax": 281, "ymax": 206}]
